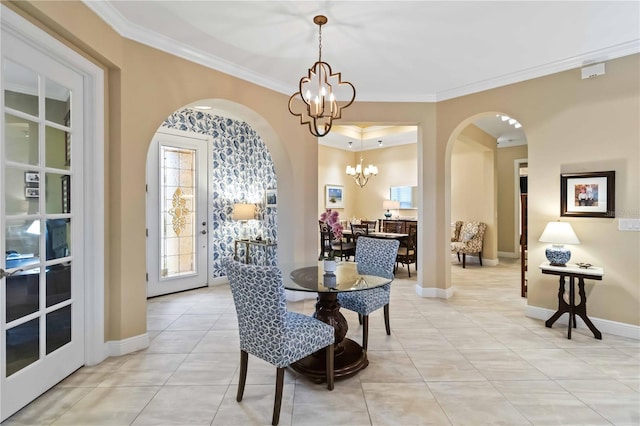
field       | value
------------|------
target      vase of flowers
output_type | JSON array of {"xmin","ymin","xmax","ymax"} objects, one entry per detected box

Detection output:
[{"xmin": 319, "ymin": 209, "xmax": 344, "ymax": 272}]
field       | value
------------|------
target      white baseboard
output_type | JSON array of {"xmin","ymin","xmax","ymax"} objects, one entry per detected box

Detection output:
[
  {"xmin": 526, "ymin": 306, "xmax": 640, "ymax": 340},
  {"xmin": 498, "ymin": 251, "xmax": 520, "ymax": 259},
  {"xmin": 107, "ymin": 333, "xmax": 149, "ymax": 357},
  {"xmin": 416, "ymin": 284, "xmax": 455, "ymax": 299},
  {"xmin": 209, "ymin": 276, "xmax": 228, "ymax": 286}
]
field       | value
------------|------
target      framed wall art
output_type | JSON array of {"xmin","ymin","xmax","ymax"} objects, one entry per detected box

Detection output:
[
  {"xmin": 560, "ymin": 171, "xmax": 615, "ymax": 218},
  {"xmin": 265, "ymin": 188, "xmax": 277, "ymax": 207},
  {"xmin": 325, "ymin": 184, "xmax": 344, "ymax": 209}
]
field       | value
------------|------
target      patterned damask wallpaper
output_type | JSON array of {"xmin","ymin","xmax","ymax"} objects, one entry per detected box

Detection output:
[{"xmin": 162, "ymin": 109, "xmax": 277, "ymax": 276}]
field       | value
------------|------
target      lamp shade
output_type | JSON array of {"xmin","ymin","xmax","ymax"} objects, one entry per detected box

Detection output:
[
  {"xmin": 539, "ymin": 221, "xmax": 580, "ymax": 245},
  {"xmin": 383, "ymin": 200, "xmax": 400, "ymax": 210},
  {"xmin": 232, "ymin": 203, "xmax": 255, "ymax": 221},
  {"xmin": 539, "ymin": 221, "xmax": 579, "ymax": 266}
]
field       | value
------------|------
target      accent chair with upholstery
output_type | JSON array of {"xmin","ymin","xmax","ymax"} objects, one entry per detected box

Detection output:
[
  {"xmin": 396, "ymin": 222, "xmax": 417, "ymax": 277},
  {"xmin": 337, "ymin": 237, "xmax": 399, "ymax": 350},
  {"xmin": 222, "ymin": 257, "xmax": 335, "ymax": 425},
  {"xmin": 319, "ymin": 221, "xmax": 355, "ymax": 260},
  {"xmin": 451, "ymin": 221, "xmax": 487, "ymax": 268}
]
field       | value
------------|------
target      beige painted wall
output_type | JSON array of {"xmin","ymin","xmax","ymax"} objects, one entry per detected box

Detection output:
[
  {"xmin": 497, "ymin": 145, "xmax": 528, "ymax": 254},
  {"xmin": 319, "ymin": 143, "xmax": 418, "ymax": 226},
  {"xmin": 14, "ymin": 0, "xmax": 639, "ymax": 344}
]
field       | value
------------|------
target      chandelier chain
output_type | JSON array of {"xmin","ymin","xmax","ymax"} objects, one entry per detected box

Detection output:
[{"xmin": 318, "ymin": 23, "xmax": 322, "ymax": 62}]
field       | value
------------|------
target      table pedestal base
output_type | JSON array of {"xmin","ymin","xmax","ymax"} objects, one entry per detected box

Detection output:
[
  {"xmin": 290, "ymin": 291, "xmax": 369, "ymax": 382},
  {"xmin": 290, "ymin": 338, "xmax": 368, "ymax": 382}
]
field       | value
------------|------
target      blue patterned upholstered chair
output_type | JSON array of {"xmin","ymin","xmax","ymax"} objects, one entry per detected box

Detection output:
[
  {"xmin": 337, "ymin": 237, "xmax": 399, "ymax": 350},
  {"xmin": 222, "ymin": 258, "xmax": 335, "ymax": 426}
]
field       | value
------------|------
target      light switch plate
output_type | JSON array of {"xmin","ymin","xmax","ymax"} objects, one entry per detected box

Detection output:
[{"xmin": 618, "ymin": 218, "xmax": 640, "ymax": 231}]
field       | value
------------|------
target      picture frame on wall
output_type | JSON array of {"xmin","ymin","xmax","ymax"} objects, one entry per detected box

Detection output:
[
  {"xmin": 325, "ymin": 184, "xmax": 344, "ymax": 209},
  {"xmin": 25, "ymin": 187, "xmax": 40, "ymax": 198},
  {"xmin": 265, "ymin": 188, "xmax": 277, "ymax": 207},
  {"xmin": 24, "ymin": 171, "xmax": 39, "ymax": 183},
  {"xmin": 560, "ymin": 171, "xmax": 615, "ymax": 218}
]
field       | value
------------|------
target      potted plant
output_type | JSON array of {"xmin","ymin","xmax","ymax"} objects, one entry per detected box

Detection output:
[{"xmin": 319, "ymin": 209, "xmax": 344, "ymax": 273}]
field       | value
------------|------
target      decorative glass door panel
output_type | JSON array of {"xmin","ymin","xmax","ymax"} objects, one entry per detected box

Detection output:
[{"xmin": 160, "ymin": 146, "xmax": 196, "ymax": 278}]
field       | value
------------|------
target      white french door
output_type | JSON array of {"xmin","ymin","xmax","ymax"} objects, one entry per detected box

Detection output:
[
  {"xmin": 146, "ymin": 130, "xmax": 210, "ymax": 297},
  {"xmin": 1, "ymin": 30, "xmax": 85, "ymax": 420}
]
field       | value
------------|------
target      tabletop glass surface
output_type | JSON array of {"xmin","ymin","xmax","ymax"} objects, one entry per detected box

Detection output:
[{"xmin": 281, "ymin": 261, "xmax": 391, "ymax": 293}]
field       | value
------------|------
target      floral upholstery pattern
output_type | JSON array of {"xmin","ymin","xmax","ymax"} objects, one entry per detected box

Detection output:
[
  {"xmin": 451, "ymin": 221, "xmax": 487, "ymax": 268},
  {"xmin": 338, "ymin": 237, "xmax": 398, "ymax": 315},
  {"xmin": 222, "ymin": 257, "xmax": 334, "ymax": 368}
]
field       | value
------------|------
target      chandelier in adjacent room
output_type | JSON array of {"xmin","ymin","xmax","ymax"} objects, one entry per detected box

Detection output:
[
  {"xmin": 288, "ymin": 15, "xmax": 356, "ymax": 138},
  {"xmin": 346, "ymin": 131, "xmax": 378, "ymax": 188}
]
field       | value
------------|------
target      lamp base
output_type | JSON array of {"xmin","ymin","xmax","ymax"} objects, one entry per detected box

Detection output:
[
  {"xmin": 384, "ymin": 211, "xmax": 392, "ymax": 218},
  {"xmin": 545, "ymin": 246, "xmax": 571, "ymax": 266}
]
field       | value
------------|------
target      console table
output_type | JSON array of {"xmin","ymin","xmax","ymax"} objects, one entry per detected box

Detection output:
[
  {"xmin": 234, "ymin": 239, "xmax": 277, "ymax": 265},
  {"xmin": 540, "ymin": 262, "xmax": 603, "ymax": 339}
]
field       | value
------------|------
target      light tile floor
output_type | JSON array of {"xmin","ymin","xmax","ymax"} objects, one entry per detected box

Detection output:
[{"xmin": 5, "ymin": 258, "xmax": 640, "ymax": 425}]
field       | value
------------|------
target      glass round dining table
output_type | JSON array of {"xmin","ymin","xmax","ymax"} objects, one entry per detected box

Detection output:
[{"xmin": 280, "ymin": 261, "xmax": 392, "ymax": 382}]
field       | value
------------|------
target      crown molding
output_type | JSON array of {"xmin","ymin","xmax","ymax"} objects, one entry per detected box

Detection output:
[{"xmin": 83, "ymin": 2, "xmax": 640, "ymax": 103}]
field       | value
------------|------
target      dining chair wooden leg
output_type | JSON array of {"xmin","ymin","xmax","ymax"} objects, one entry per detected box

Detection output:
[
  {"xmin": 384, "ymin": 304, "xmax": 391, "ymax": 335},
  {"xmin": 358, "ymin": 313, "xmax": 363, "ymax": 325},
  {"xmin": 272, "ymin": 367, "xmax": 285, "ymax": 426},
  {"xmin": 237, "ymin": 350, "xmax": 248, "ymax": 402},
  {"xmin": 326, "ymin": 344, "xmax": 334, "ymax": 391},
  {"xmin": 362, "ymin": 315, "xmax": 369, "ymax": 351}
]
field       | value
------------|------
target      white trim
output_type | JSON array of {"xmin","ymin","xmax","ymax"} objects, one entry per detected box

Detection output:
[
  {"xmin": 514, "ymin": 158, "xmax": 528, "ymax": 263},
  {"xmin": 209, "ymin": 277, "xmax": 229, "ymax": 286},
  {"xmin": 415, "ymin": 284, "xmax": 455, "ymax": 299},
  {"xmin": 1, "ymin": 6, "xmax": 107, "ymax": 366},
  {"xmin": 526, "ymin": 306, "xmax": 640, "ymax": 341},
  {"xmin": 79, "ymin": 1, "xmax": 640, "ymax": 102},
  {"xmin": 107, "ymin": 334, "xmax": 150, "ymax": 357},
  {"xmin": 498, "ymin": 251, "xmax": 519, "ymax": 259}
]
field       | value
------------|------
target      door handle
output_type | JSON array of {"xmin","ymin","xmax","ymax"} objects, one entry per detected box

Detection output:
[{"xmin": 0, "ymin": 268, "xmax": 24, "ymax": 279}]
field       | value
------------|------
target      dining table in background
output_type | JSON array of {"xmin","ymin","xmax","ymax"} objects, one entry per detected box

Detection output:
[{"xmin": 280, "ymin": 261, "xmax": 392, "ymax": 382}]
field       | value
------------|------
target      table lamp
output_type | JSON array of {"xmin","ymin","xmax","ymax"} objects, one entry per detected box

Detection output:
[
  {"xmin": 539, "ymin": 221, "xmax": 580, "ymax": 266},
  {"xmin": 233, "ymin": 203, "xmax": 255, "ymax": 240},
  {"xmin": 383, "ymin": 200, "xmax": 400, "ymax": 218}
]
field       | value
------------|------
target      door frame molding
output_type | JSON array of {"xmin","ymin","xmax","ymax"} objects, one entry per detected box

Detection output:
[{"xmin": 1, "ymin": 6, "xmax": 107, "ymax": 366}]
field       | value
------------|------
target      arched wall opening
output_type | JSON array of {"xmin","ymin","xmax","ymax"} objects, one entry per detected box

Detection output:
[
  {"xmin": 145, "ymin": 99, "xmax": 293, "ymax": 287},
  {"xmin": 445, "ymin": 112, "xmax": 529, "ymax": 293}
]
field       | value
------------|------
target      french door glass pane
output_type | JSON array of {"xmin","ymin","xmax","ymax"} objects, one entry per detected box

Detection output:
[
  {"xmin": 5, "ymin": 219, "xmax": 41, "ymax": 265},
  {"xmin": 4, "ymin": 114, "xmax": 39, "ymax": 165},
  {"xmin": 5, "ymin": 167, "xmax": 40, "ymax": 215},
  {"xmin": 5, "ymin": 269, "xmax": 39, "ymax": 323},
  {"xmin": 6, "ymin": 318, "xmax": 40, "ymax": 377},
  {"xmin": 45, "ymin": 219, "xmax": 70, "ymax": 261},
  {"xmin": 3, "ymin": 60, "xmax": 38, "ymax": 117},
  {"xmin": 45, "ymin": 173, "xmax": 71, "ymax": 215},
  {"xmin": 44, "ymin": 77, "xmax": 70, "ymax": 127},
  {"xmin": 45, "ymin": 125, "xmax": 70, "ymax": 171},
  {"xmin": 46, "ymin": 305, "xmax": 71, "ymax": 354},
  {"xmin": 160, "ymin": 146, "xmax": 196, "ymax": 278},
  {"xmin": 46, "ymin": 262, "xmax": 71, "ymax": 307}
]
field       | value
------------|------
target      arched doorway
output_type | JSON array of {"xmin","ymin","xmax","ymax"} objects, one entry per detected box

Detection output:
[
  {"xmin": 145, "ymin": 100, "xmax": 285, "ymax": 297},
  {"xmin": 446, "ymin": 112, "xmax": 528, "ymax": 295}
]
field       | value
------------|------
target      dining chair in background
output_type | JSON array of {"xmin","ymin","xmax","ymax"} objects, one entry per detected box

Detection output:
[
  {"xmin": 319, "ymin": 221, "xmax": 355, "ymax": 260},
  {"xmin": 361, "ymin": 219, "xmax": 378, "ymax": 232},
  {"xmin": 350, "ymin": 223, "xmax": 369, "ymax": 242},
  {"xmin": 222, "ymin": 258, "xmax": 335, "ymax": 425},
  {"xmin": 396, "ymin": 222, "xmax": 418, "ymax": 276},
  {"xmin": 337, "ymin": 236, "xmax": 399, "ymax": 350}
]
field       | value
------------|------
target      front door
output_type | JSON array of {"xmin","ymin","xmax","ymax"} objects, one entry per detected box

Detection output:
[
  {"xmin": 1, "ymin": 31, "xmax": 85, "ymax": 420},
  {"xmin": 146, "ymin": 130, "xmax": 210, "ymax": 297}
]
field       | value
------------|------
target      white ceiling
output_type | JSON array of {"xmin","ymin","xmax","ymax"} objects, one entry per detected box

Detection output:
[{"xmin": 84, "ymin": 0, "xmax": 639, "ymax": 149}]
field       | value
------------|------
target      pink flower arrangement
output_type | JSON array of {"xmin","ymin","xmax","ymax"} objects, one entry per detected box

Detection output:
[{"xmin": 319, "ymin": 209, "xmax": 343, "ymax": 240}]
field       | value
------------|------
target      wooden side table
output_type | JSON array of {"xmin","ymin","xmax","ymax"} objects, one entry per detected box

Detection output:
[
  {"xmin": 540, "ymin": 262, "xmax": 603, "ymax": 339},
  {"xmin": 234, "ymin": 239, "xmax": 277, "ymax": 265}
]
